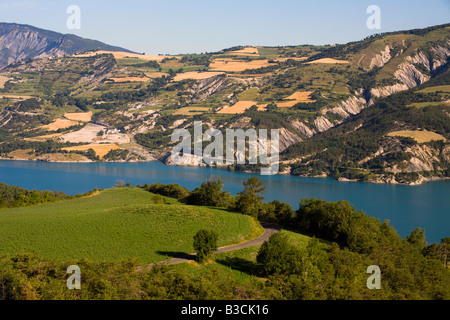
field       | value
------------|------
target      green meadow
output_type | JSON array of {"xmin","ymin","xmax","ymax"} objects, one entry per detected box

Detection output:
[{"xmin": 0, "ymin": 188, "xmax": 258, "ymax": 264}]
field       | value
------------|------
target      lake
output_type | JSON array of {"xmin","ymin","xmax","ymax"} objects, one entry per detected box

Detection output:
[{"xmin": 0, "ymin": 160, "xmax": 448, "ymax": 244}]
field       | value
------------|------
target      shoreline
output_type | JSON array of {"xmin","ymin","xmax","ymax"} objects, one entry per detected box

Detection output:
[{"xmin": 1, "ymin": 156, "xmax": 449, "ymax": 186}]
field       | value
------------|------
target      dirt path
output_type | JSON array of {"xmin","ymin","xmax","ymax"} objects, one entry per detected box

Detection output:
[{"xmin": 138, "ymin": 223, "xmax": 280, "ymax": 271}]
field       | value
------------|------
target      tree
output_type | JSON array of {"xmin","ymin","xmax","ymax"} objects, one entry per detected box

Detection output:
[
  {"xmin": 183, "ymin": 178, "xmax": 232, "ymax": 207},
  {"xmin": 406, "ymin": 228, "xmax": 427, "ymax": 251},
  {"xmin": 438, "ymin": 237, "xmax": 450, "ymax": 267},
  {"xmin": 235, "ymin": 177, "xmax": 265, "ymax": 217},
  {"xmin": 193, "ymin": 229, "xmax": 218, "ymax": 263},
  {"xmin": 258, "ymin": 200, "xmax": 294, "ymax": 224},
  {"xmin": 144, "ymin": 183, "xmax": 190, "ymax": 200},
  {"xmin": 168, "ymin": 69, "xmax": 176, "ymax": 78},
  {"xmin": 256, "ymin": 233, "xmax": 303, "ymax": 275}
]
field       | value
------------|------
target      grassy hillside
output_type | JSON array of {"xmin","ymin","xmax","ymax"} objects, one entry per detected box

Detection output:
[{"xmin": 0, "ymin": 187, "xmax": 259, "ymax": 264}]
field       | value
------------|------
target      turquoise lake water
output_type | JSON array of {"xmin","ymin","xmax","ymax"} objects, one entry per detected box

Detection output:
[{"xmin": 0, "ymin": 160, "xmax": 448, "ymax": 244}]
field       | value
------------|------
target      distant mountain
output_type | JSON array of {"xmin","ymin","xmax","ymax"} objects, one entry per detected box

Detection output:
[{"xmin": 0, "ymin": 22, "xmax": 134, "ymax": 69}]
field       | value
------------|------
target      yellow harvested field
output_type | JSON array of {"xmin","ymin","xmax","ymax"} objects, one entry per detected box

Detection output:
[
  {"xmin": 109, "ymin": 77, "xmax": 150, "ymax": 83},
  {"xmin": 41, "ymin": 118, "xmax": 80, "ymax": 131},
  {"xmin": 0, "ymin": 75, "xmax": 9, "ymax": 89},
  {"xmin": 63, "ymin": 144, "xmax": 122, "ymax": 158},
  {"xmin": 64, "ymin": 111, "xmax": 92, "ymax": 122},
  {"xmin": 306, "ymin": 58, "xmax": 349, "ymax": 64},
  {"xmin": 217, "ymin": 101, "xmax": 266, "ymax": 114},
  {"xmin": 33, "ymin": 133, "xmax": 63, "ymax": 140},
  {"xmin": 274, "ymin": 57, "xmax": 308, "ymax": 62},
  {"xmin": 228, "ymin": 47, "xmax": 259, "ymax": 56},
  {"xmin": 75, "ymin": 50, "xmax": 177, "ymax": 62},
  {"xmin": 174, "ymin": 107, "xmax": 212, "ymax": 115},
  {"xmin": 277, "ymin": 101, "xmax": 301, "ymax": 108},
  {"xmin": 387, "ymin": 130, "xmax": 447, "ymax": 143},
  {"xmin": 276, "ymin": 91, "xmax": 316, "ymax": 108},
  {"xmin": 172, "ymin": 71, "xmax": 224, "ymax": 82},
  {"xmin": 0, "ymin": 95, "xmax": 33, "ymax": 99},
  {"xmin": 210, "ymin": 59, "xmax": 271, "ymax": 72},
  {"xmin": 285, "ymin": 91, "xmax": 315, "ymax": 101}
]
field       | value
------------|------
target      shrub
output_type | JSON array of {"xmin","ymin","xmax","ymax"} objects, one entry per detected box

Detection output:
[
  {"xmin": 193, "ymin": 229, "xmax": 218, "ymax": 263},
  {"xmin": 256, "ymin": 233, "xmax": 303, "ymax": 275}
]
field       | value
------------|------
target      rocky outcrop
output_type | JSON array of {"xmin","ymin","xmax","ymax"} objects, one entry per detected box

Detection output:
[
  {"xmin": 370, "ymin": 83, "xmax": 409, "ymax": 99},
  {"xmin": 287, "ymin": 119, "xmax": 316, "ymax": 138},
  {"xmin": 325, "ymin": 95, "xmax": 367, "ymax": 119},
  {"xmin": 278, "ymin": 128, "xmax": 302, "ymax": 151},
  {"xmin": 431, "ymin": 43, "xmax": 450, "ymax": 71},
  {"xmin": 371, "ymin": 43, "xmax": 450, "ymax": 99},
  {"xmin": 369, "ymin": 45, "xmax": 393, "ymax": 69},
  {"xmin": 226, "ymin": 116, "xmax": 252, "ymax": 129},
  {"xmin": 395, "ymin": 61, "xmax": 431, "ymax": 89},
  {"xmin": 0, "ymin": 110, "xmax": 12, "ymax": 128},
  {"xmin": 314, "ymin": 116, "xmax": 334, "ymax": 132},
  {"xmin": 190, "ymin": 75, "xmax": 227, "ymax": 102},
  {"xmin": 442, "ymin": 144, "xmax": 450, "ymax": 163},
  {"xmin": 405, "ymin": 144, "xmax": 441, "ymax": 172}
]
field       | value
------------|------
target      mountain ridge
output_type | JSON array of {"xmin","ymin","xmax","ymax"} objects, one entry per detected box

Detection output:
[{"xmin": 0, "ymin": 22, "xmax": 134, "ymax": 69}]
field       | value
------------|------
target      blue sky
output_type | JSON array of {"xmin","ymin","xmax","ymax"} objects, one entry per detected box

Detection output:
[{"xmin": 0, "ymin": 0, "xmax": 449, "ymax": 54}]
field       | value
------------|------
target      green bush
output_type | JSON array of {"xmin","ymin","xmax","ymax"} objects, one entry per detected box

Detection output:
[
  {"xmin": 256, "ymin": 233, "xmax": 303, "ymax": 275},
  {"xmin": 193, "ymin": 229, "xmax": 219, "ymax": 263}
]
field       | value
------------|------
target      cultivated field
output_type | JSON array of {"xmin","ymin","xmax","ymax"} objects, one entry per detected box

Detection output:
[
  {"xmin": 418, "ymin": 85, "xmax": 450, "ymax": 94},
  {"xmin": 277, "ymin": 91, "xmax": 316, "ymax": 107},
  {"xmin": 0, "ymin": 94, "xmax": 33, "ymax": 100},
  {"xmin": 217, "ymin": 101, "xmax": 267, "ymax": 114},
  {"xmin": 174, "ymin": 106, "xmax": 212, "ymax": 115},
  {"xmin": 306, "ymin": 58, "xmax": 349, "ymax": 64},
  {"xmin": 274, "ymin": 57, "xmax": 308, "ymax": 62},
  {"xmin": 63, "ymin": 143, "xmax": 122, "ymax": 158},
  {"xmin": 387, "ymin": 130, "xmax": 447, "ymax": 143},
  {"xmin": 172, "ymin": 71, "xmax": 224, "ymax": 82},
  {"xmin": 64, "ymin": 111, "xmax": 92, "ymax": 122},
  {"xmin": 0, "ymin": 188, "xmax": 257, "ymax": 264},
  {"xmin": 228, "ymin": 47, "xmax": 259, "ymax": 56},
  {"xmin": 210, "ymin": 58, "xmax": 271, "ymax": 72},
  {"xmin": 406, "ymin": 101, "xmax": 450, "ymax": 108},
  {"xmin": 75, "ymin": 50, "xmax": 177, "ymax": 62},
  {"xmin": 145, "ymin": 72, "xmax": 170, "ymax": 78},
  {"xmin": 0, "ymin": 75, "xmax": 9, "ymax": 89},
  {"xmin": 41, "ymin": 118, "xmax": 80, "ymax": 131},
  {"xmin": 109, "ymin": 77, "xmax": 150, "ymax": 83}
]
